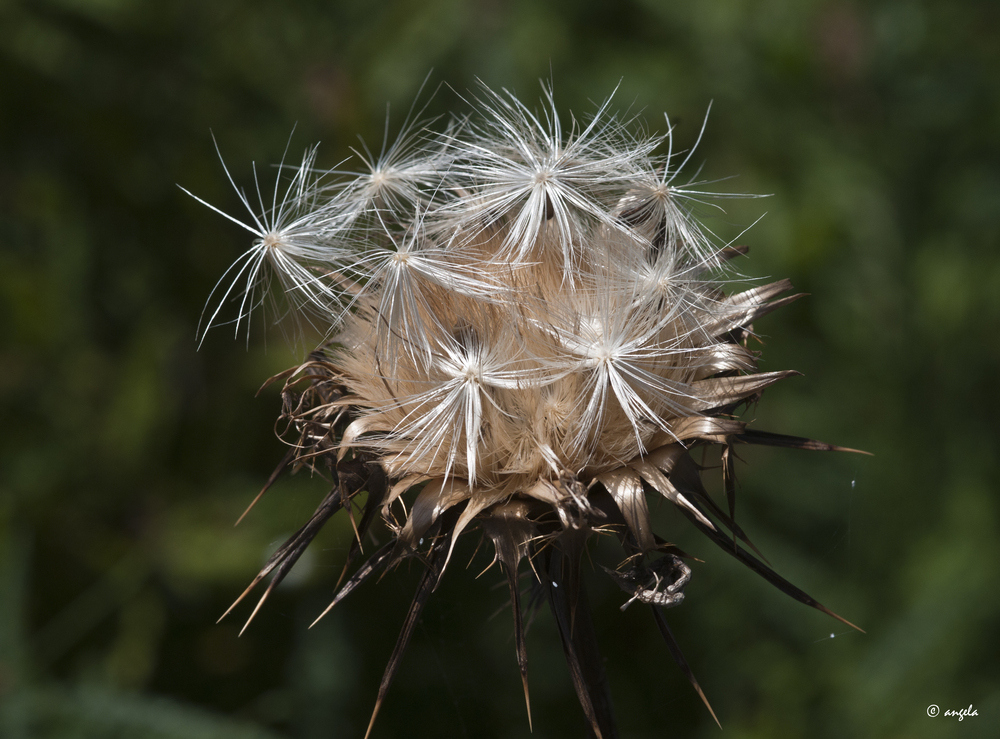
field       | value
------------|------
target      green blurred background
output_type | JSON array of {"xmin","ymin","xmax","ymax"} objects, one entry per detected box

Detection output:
[{"xmin": 2, "ymin": 0, "xmax": 998, "ymax": 737}]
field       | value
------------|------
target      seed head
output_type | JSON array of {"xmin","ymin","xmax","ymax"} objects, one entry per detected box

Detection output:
[{"xmin": 191, "ymin": 83, "xmax": 865, "ymax": 738}]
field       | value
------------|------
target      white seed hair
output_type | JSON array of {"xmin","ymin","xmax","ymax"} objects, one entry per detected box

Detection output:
[{"xmin": 191, "ymin": 83, "xmax": 761, "ymax": 485}]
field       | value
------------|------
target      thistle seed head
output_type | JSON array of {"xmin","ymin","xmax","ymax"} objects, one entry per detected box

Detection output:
[{"xmin": 193, "ymin": 83, "xmax": 865, "ymax": 738}]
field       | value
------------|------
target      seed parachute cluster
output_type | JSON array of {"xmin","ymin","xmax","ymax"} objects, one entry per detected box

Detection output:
[{"xmin": 190, "ymin": 84, "xmax": 863, "ymax": 739}]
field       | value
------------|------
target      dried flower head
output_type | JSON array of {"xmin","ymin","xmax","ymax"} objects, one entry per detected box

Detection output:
[{"xmin": 191, "ymin": 83, "xmax": 864, "ymax": 738}]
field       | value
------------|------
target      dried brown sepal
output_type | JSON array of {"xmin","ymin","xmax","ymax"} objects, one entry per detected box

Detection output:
[
  {"xmin": 310, "ymin": 541, "xmax": 396, "ymax": 627},
  {"xmin": 666, "ymin": 450, "xmax": 770, "ymax": 563},
  {"xmin": 736, "ymin": 428, "xmax": 872, "ymax": 455},
  {"xmin": 333, "ymin": 457, "xmax": 389, "ymax": 585},
  {"xmin": 650, "ymin": 606, "xmax": 721, "ymax": 729},
  {"xmin": 234, "ymin": 446, "xmax": 296, "ymax": 527},
  {"xmin": 482, "ymin": 501, "xmax": 537, "ymax": 728},
  {"xmin": 545, "ymin": 548, "xmax": 617, "ymax": 739},
  {"xmin": 721, "ymin": 441, "xmax": 739, "ymax": 550},
  {"xmin": 363, "ymin": 544, "xmax": 446, "ymax": 739},
  {"xmin": 218, "ymin": 486, "xmax": 343, "ymax": 632},
  {"xmin": 676, "ymin": 502, "xmax": 864, "ymax": 633}
]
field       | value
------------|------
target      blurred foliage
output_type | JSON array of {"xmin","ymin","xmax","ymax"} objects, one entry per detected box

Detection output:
[{"xmin": 2, "ymin": 0, "xmax": 999, "ymax": 737}]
